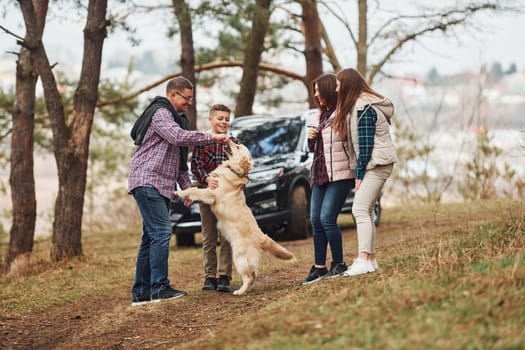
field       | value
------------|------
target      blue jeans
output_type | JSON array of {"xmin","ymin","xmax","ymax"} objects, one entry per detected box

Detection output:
[
  {"xmin": 131, "ymin": 186, "xmax": 172, "ymax": 298},
  {"xmin": 310, "ymin": 179, "xmax": 353, "ymax": 266}
]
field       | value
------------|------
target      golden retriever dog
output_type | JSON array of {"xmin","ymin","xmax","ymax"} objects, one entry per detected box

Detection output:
[{"xmin": 174, "ymin": 140, "xmax": 295, "ymax": 295}]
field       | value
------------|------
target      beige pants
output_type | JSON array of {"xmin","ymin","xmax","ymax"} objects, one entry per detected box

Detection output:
[
  {"xmin": 352, "ymin": 164, "xmax": 393, "ymax": 254},
  {"xmin": 200, "ymin": 202, "xmax": 232, "ymax": 279}
]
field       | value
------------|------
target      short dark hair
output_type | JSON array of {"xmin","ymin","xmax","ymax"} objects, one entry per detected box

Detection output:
[
  {"xmin": 166, "ymin": 76, "xmax": 193, "ymax": 94},
  {"xmin": 210, "ymin": 103, "xmax": 231, "ymax": 114}
]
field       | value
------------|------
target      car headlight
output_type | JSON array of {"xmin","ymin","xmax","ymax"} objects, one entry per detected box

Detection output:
[{"xmin": 248, "ymin": 168, "xmax": 284, "ymax": 184}]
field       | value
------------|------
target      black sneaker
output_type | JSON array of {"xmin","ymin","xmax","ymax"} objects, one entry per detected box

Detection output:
[
  {"xmin": 131, "ymin": 294, "xmax": 160, "ymax": 306},
  {"xmin": 216, "ymin": 275, "xmax": 234, "ymax": 293},
  {"xmin": 323, "ymin": 262, "xmax": 348, "ymax": 279},
  {"xmin": 300, "ymin": 265, "xmax": 328, "ymax": 285},
  {"xmin": 202, "ymin": 277, "xmax": 218, "ymax": 291},
  {"xmin": 152, "ymin": 286, "xmax": 187, "ymax": 301}
]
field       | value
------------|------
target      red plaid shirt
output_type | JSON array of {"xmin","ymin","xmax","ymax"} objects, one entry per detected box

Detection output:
[
  {"xmin": 191, "ymin": 136, "xmax": 240, "ymax": 185},
  {"xmin": 308, "ymin": 108, "xmax": 334, "ymax": 186},
  {"xmin": 128, "ymin": 108, "xmax": 212, "ymax": 199}
]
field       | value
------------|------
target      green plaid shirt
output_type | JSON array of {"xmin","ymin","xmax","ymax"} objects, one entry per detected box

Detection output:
[{"xmin": 355, "ymin": 106, "xmax": 377, "ymax": 180}]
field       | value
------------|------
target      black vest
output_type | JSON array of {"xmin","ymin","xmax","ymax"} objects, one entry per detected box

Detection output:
[{"xmin": 130, "ymin": 96, "xmax": 189, "ymax": 171}]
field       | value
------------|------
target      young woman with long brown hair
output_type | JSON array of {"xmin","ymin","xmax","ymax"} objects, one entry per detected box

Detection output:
[
  {"xmin": 335, "ymin": 68, "xmax": 397, "ymax": 277},
  {"xmin": 300, "ymin": 73, "xmax": 355, "ymax": 285}
]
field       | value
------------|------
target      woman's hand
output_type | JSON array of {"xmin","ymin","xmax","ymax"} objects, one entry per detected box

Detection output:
[
  {"xmin": 307, "ymin": 126, "xmax": 319, "ymax": 140},
  {"xmin": 355, "ymin": 179, "xmax": 362, "ymax": 192}
]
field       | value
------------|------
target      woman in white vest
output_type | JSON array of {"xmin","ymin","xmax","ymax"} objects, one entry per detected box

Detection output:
[{"xmin": 335, "ymin": 68, "xmax": 397, "ymax": 277}]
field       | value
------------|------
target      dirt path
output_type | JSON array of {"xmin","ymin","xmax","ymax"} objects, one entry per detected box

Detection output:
[
  {"xmin": 0, "ymin": 217, "xmax": 455, "ymax": 349},
  {"xmin": 1, "ymin": 258, "xmax": 309, "ymax": 349}
]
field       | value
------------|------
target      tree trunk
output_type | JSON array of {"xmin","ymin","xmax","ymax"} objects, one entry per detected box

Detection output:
[
  {"xmin": 18, "ymin": 0, "xmax": 108, "ymax": 261},
  {"xmin": 51, "ymin": 0, "xmax": 107, "ymax": 261},
  {"xmin": 234, "ymin": 0, "xmax": 272, "ymax": 117},
  {"xmin": 7, "ymin": 0, "xmax": 48, "ymax": 269},
  {"xmin": 301, "ymin": 0, "xmax": 323, "ymax": 108},
  {"xmin": 357, "ymin": 0, "xmax": 367, "ymax": 77},
  {"xmin": 172, "ymin": 0, "xmax": 197, "ymax": 130},
  {"xmin": 7, "ymin": 47, "xmax": 37, "ymax": 268}
]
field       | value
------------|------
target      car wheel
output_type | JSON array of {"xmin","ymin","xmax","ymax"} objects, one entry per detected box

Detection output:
[
  {"xmin": 283, "ymin": 186, "xmax": 311, "ymax": 240},
  {"xmin": 176, "ymin": 232, "xmax": 195, "ymax": 246}
]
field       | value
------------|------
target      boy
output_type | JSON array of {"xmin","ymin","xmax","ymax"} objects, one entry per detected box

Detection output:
[{"xmin": 191, "ymin": 104, "xmax": 239, "ymax": 292}]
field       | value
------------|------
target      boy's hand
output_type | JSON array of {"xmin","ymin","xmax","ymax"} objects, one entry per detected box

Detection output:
[
  {"xmin": 206, "ymin": 173, "xmax": 219, "ymax": 189},
  {"xmin": 211, "ymin": 133, "xmax": 228, "ymax": 144}
]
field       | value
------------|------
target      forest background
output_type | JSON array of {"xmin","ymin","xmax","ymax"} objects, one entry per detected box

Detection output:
[{"xmin": 0, "ymin": 0, "xmax": 524, "ymax": 271}]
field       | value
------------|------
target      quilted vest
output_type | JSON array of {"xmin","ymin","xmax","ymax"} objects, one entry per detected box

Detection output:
[{"xmin": 321, "ymin": 114, "xmax": 355, "ymax": 182}]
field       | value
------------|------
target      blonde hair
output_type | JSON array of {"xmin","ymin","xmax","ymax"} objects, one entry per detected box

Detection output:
[{"xmin": 209, "ymin": 104, "xmax": 231, "ymax": 115}]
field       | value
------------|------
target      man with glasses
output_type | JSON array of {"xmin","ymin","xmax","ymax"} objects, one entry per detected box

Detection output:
[{"xmin": 129, "ymin": 76, "xmax": 228, "ymax": 306}]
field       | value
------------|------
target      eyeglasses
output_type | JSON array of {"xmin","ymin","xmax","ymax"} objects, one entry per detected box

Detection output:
[{"xmin": 175, "ymin": 91, "xmax": 193, "ymax": 102}]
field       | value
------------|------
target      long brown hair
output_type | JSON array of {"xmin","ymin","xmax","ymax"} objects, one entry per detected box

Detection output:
[
  {"xmin": 311, "ymin": 73, "xmax": 337, "ymax": 111},
  {"xmin": 333, "ymin": 68, "xmax": 383, "ymax": 136}
]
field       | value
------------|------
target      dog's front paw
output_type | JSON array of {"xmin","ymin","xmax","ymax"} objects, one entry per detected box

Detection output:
[{"xmin": 173, "ymin": 190, "xmax": 189, "ymax": 199}]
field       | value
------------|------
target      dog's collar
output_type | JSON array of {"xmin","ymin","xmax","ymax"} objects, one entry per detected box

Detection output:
[{"xmin": 226, "ymin": 165, "xmax": 247, "ymax": 178}]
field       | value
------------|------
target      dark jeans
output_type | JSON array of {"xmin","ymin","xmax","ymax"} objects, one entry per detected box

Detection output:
[
  {"xmin": 310, "ymin": 179, "xmax": 353, "ymax": 266},
  {"xmin": 131, "ymin": 186, "xmax": 172, "ymax": 298}
]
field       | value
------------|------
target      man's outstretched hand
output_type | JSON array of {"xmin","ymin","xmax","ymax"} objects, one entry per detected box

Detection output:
[{"xmin": 211, "ymin": 133, "xmax": 228, "ymax": 144}]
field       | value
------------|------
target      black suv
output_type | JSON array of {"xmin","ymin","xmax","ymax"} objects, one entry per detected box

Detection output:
[{"xmin": 169, "ymin": 110, "xmax": 381, "ymax": 246}]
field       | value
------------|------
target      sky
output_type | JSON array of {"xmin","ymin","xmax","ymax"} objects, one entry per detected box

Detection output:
[
  {"xmin": 391, "ymin": 10, "xmax": 525, "ymax": 75},
  {"xmin": 1, "ymin": 1, "xmax": 525, "ymax": 86},
  {"xmin": 320, "ymin": 1, "xmax": 525, "ymax": 76},
  {"xmin": 1, "ymin": 1, "xmax": 524, "ymax": 237}
]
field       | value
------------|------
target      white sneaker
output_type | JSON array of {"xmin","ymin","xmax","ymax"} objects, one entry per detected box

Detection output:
[
  {"xmin": 344, "ymin": 258, "xmax": 375, "ymax": 277},
  {"xmin": 371, "ymin": 259, "xmax": 378, "ymax": 271}
]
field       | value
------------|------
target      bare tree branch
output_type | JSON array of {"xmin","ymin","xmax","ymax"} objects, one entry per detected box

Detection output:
[
  {"xmin": 367, "ymin": 3, "xmax": 513, "ymax": 82},
  {"xmin": 97, "ymin": 60, "xmax": 305, "ymax": 108},
  {"xmin": 369, "ymin": 14, "xmax": 475, "ymax": 82},
  {"xmin": 273, "ymin": 3, "xmax": 301, "ymax": 19},
  {"xmin": 0, "ymin": 24, "xmax": 25, "ymax": 42},
  {"xmin": 319, "ymin": 18, "xmax": 341, "ymax": 72},
  {"xmin": 505, "ymin": 121, "xmax": 525, "ymax": 150},
  {"xmin": 319, "ymin": 1, "xmax": 357, "ymax": 47},
  {"xmin": 283, "ymin": 43, "xmax": 305, "ymax": 55}
]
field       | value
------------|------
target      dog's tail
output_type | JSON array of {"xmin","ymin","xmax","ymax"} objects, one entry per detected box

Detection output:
[{"xmin": 260, "ymin": 236, "xmax": 295, "ymax": 260}]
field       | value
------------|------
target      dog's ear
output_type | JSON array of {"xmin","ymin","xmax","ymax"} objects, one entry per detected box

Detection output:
[{"xmin": 240, "ymin": 156, "xmax": 252, "ymax": 174}]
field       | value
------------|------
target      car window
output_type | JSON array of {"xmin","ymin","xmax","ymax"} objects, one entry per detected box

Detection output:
[{"xmin": 232, "ymin": 118, "xmax": 302, "ymax": 157}]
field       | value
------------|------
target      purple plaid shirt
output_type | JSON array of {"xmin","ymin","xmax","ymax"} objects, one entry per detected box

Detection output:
[
  {"xmin": 191, "ymin": 136, "xmax": 240, "ymax": 185},
  {"xmin": 308, "ymin": 108, "xmax": 333, "ymax": 186},
  {"xmin": 128, "ymin": 107, "xmax": 212, "ymax": 199}
]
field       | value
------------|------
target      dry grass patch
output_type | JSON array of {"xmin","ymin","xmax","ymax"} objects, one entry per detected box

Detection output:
[
  {"xmin": 1, "ymin": 199, "xmax": 524, "ymax": 350},
  {"xmin": 179, "ymin": 200, "xmax": 525, "ymax": 350}
]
